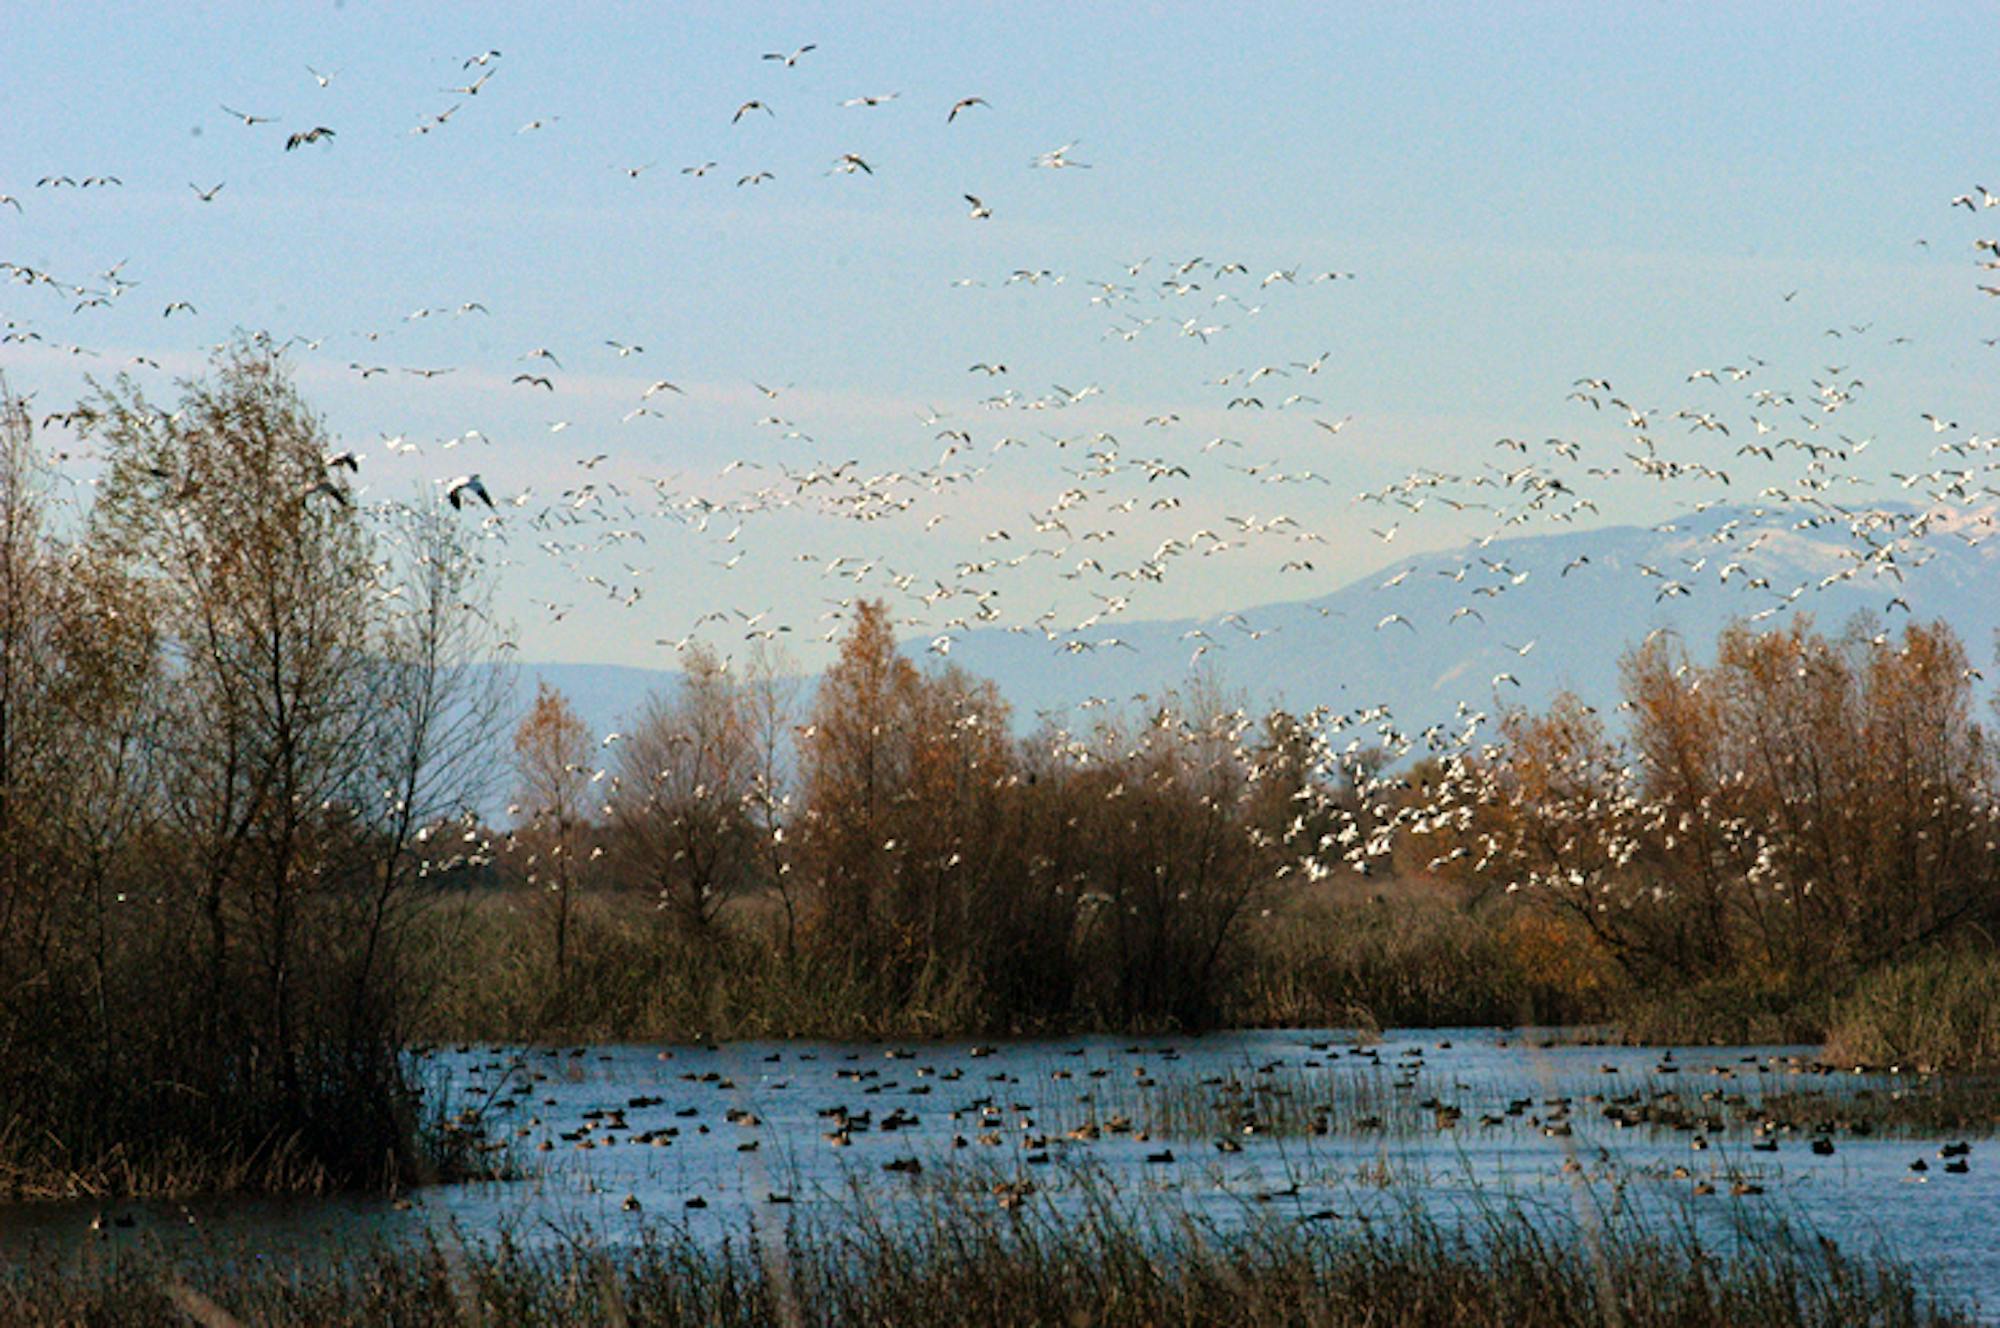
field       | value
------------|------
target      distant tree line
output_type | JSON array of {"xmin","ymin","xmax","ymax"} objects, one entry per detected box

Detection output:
[{"xmin": 505, "ymin": 600, "xmax": 1314, "ymax": 1032}]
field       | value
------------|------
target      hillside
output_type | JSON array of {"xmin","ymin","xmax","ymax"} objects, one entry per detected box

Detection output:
[{"xmin": 507, "ymin": 502, "xmax": 2000, "ymax": 784}]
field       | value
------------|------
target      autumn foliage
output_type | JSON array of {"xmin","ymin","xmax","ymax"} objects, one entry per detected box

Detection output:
[{"xmin": 1469, "ymin": 617, "xmax": 2000, "ymax": 993}]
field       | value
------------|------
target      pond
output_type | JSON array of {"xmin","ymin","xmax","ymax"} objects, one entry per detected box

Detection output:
[{"xmin": 3, "ymin": 1028, "xmax": 1993, "ymax": 1314}]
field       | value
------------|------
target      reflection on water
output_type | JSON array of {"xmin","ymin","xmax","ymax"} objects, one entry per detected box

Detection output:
[{"xmin": 2, "ymin": 1028, "xmax": 1993, "ymax": 1310}]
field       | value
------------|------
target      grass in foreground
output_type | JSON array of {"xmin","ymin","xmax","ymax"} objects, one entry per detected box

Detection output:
[{"xmin": 2, "ymin": 1179, "xmax": 1972, "ymax": 1327}]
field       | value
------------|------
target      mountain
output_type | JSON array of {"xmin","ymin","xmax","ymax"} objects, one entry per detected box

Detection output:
[
  {"xmin": 499, "ymin": 503, "xmax": 2000, "ymax": 807},
  {"xmin": 931, "ymin": 502, "xmax": 2000, "ymax": 730}
]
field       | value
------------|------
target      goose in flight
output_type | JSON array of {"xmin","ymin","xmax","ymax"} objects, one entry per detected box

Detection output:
[
  {"xmin": 301, "ymin": 477, "xmax": 350, "ymax": 506},
  {"xmin": 947, "ymin": 96, "xmax": 989, "ymax": 122},
  {"xmin": 445, "ymin": 69, "xmax": 495, "ymax": 96},
  {"xmin": 446, "ymin": 474, "xmax": 495, "ymax": 510},
  {"xmin": 1032, "ymin": 141, "xmax": 1089, "ymax": 169}
]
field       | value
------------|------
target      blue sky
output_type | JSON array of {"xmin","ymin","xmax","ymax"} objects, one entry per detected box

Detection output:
[{"xmin": 5, "ymin": 3, "xmax": 1998, "ymax": 668}]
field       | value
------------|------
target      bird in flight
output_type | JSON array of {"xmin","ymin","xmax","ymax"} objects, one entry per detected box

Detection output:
[
  {"xmin": 445, "ymin": 69, "xmax": 496, "ymax": 96},
  {"xmin": 842, "ymin": 92, "xmax": 899, "ymax": 107},
  {"xmin": 733, "ymin": 100, "xmax": 774, "ymax": 123},
  {"xmin": 965, "ymin": 194, "xmax": 992, "ymax": 219},
  {"xmin": 285, "ymin": 126, "xmax": 335, "ymax": 150},
  {"xmin": 307, "ymin": 65, "xmax": 335, "ymax": 87},
  {"xmin": 833, "ymin": 153, "xmax": 874, "ymax": 175},
  {"xmin": 220, "ymin": 104, "xmax": 277, "ymax": 125},
  {"xmin": 446, "ymin": 474, "xmax": 495, "ymax": 510},
  {"xmin": 763, "ymin": 43, "xmax": 816, "ymax": 66},
  {"xmin": 189, "ymin": 182, "xmax": 225, "ymax": 201},
  {"xmin": 947, "ymin": 96, "xmax": 989, "ymax": 122},
  {"xmin": 512, "ymin": 373, "xmax": 555, "ymax": 390}
]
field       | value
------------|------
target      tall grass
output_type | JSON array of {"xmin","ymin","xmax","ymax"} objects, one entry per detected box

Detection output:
[
  {"xmin": 1223, "ymin": 895, "xmax": 1592, "ymax": 1029},
  {"xmin": 417, "ymin": 889, "xmax": 1612, "ymax": 1044},
  {"xmin": 1822, "ymin": 947, "xmax": 2000, "ymax": 1071},
  {"xmin": 1, "ymin": 1180, "xmax": 1969, "ymax": 1326}
]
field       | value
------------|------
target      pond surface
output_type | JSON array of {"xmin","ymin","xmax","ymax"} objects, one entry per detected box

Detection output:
[{"xmin": 2, "ymin": 1028, "xmax": 1993, "ymax": 1316}]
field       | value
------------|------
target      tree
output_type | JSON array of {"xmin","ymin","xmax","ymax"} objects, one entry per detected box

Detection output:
[
  {"xmin": 0, "ymin": 342, "xmax": 510, "ymax": 1193},
  {"xmin": 514, "ymin": 681, "xmax": 595, "ymax": 994},
  {"xmin": 798, "ymin": 601, "xmax": 923, "ymax": 951},
  {"xmin": 90, "ymin": 342, "xmax": 382, "ymax": 1104},
  {"xmin": 1473, "ymin": 615, "xmax": 2000, "ymax": 989},
  {"xmin": 611, "ymin": 644, "xmax": 756, "ymax": 936}
]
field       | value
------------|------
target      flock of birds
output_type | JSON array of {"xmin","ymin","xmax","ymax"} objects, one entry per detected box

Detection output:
[
  {"xmin": 6, "ymin": 35, "xmax": 2000, "ymax": 881},
  {"xmin": 75, "ymin": 1034, "xmax": 1982, "ymax": 1239},
  {"xmin": 409, "ymin": 1036, "xmax": 1982, "ymax": 1224}
]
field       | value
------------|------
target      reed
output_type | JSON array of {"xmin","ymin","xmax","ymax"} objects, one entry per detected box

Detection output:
[
  {"xmin": 1, "ymin": 1176, "xmax": 1968, "ymax": 1327},
  {"xmin": 1822, "ymin": 948, "xmax": 2000, "ymax": 1072}
]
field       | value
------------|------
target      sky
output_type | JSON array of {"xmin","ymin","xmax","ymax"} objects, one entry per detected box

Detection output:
[{"xmin": 5, "ymin": 2, "xmax": 1999, "ymax": 672}]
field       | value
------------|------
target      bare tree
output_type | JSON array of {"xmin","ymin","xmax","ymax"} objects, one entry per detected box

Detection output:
[
  {"xmin": 513, "ymin": 681, "xmax": 594, "ymax": 993},
  {"xmin": 611, "ymin": 644, "xmax": 756, "ymax": 936}
]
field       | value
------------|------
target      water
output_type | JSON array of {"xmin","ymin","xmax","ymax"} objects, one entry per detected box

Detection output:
[{"xmin": 2, "ymin": 1028, "xmax": 1992, "ymax": 1314}]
